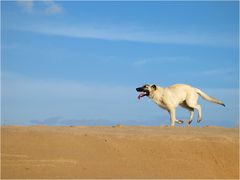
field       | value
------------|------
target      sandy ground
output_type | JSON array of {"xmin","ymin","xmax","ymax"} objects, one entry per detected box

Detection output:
[{"xmin": 1, "ymin": 125, "xmax": 239, "ymax": 179}]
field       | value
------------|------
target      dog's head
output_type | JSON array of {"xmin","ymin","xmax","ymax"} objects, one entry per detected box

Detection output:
[{"xmin": 136, "ymin": 84, "xmax": 157, "ymax": 99}]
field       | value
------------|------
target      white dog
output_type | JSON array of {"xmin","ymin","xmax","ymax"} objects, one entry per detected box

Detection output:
[{"xmin": 136, "ymin": 84, "xmax": 225, "ymax": 126}]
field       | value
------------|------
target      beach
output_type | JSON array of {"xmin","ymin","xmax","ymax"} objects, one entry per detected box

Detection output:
[{"xmin": 1, "ymin": 125, "xmax": 239, "ymax": 179}]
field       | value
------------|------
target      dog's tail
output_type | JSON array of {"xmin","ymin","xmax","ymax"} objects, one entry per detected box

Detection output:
[{"xmin": 195, "ymin": 88, "xmax": 225, "ymax": 107}]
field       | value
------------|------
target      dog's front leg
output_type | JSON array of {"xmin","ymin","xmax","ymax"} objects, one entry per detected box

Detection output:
[{"xmin": 168, "ymin": 108, "xmax": 176, "ymax": 126}]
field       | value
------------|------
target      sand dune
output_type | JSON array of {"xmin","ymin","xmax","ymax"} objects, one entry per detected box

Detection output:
[{"xmin": 1, "ymin": 126, "xmax": 239, "ymax": 179}]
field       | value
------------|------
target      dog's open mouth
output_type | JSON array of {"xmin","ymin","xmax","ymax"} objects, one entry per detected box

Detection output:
[
  {"xmin": 138, "ymin": 92, "xmax": 147, "ymax": 99},
  {"xmin": 137, "ymin": 91, "xmax": 150, "ymax": 99},
  {"xmin": 136, "ymin": 87, "xmax": 149, "ymax": 99}
]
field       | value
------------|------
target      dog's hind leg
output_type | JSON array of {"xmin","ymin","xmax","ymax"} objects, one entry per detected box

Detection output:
[
  {"xmin": 185, "ymin": 94, "xmax": 202, "ymax": 123},
  {"xmin": 195, "ymin": 104, "xmax": 202, "ymax": 123},
  {"xmin": 188, "ymin": 104, "xmax": 202, "ymax": 123},
  {"xmin": 188, "ymin": 110, "xmax": 194, "ymax": 124},
  {"xmin": 180, "ymin": 102, "xmax": 194, "ymax": 125}
]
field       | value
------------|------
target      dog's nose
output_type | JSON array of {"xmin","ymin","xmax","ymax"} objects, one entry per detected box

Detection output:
[{"xmin": 136, "ymin": 87, "xmax": 141, "ymax": 92}]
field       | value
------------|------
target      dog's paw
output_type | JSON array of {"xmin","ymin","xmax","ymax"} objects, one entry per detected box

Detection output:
[
  {"xmin": 197, "ymin": 119, "xmax": 202, "ymax": 123},
  {"xmin": 176, "ymin": 120, "xmax": 184, "ymax": 124},
  {"xmin": 188, "ymin": 120, "xmax": 193, "ymax": 125}
]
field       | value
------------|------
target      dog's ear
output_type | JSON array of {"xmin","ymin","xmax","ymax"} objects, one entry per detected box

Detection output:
[{"xmin": 151, "ymin": 84, "xmax": 157, "ymax": 90}]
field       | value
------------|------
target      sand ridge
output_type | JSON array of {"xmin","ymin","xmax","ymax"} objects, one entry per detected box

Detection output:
[{"xmin": 1, "ymin": 126, "xmax": 239, "ymax": 179}]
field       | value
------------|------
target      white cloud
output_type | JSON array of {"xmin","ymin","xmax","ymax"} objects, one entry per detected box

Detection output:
[
  {"xmin": 43, "ymin": 0, "xmax": 62, "ymax": 14},
  {"xmin": 16, "ymin": 0, "xmax": 33, "ymax": 13},
  {"xmin": 17, "ymin": 23, "xmax": 237, "ymax": 47},
  {"xmin": 16, "ymin": 0, "xmax": 62, "ymax": 15}
]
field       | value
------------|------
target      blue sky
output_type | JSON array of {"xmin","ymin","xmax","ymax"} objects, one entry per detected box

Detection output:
[{"xmin": 1, "ymin": 1, "xmax": 239, "ymax": 127}]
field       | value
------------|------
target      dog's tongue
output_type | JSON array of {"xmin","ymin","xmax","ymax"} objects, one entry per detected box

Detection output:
[{"xmin": 138, "ymin": 92, "xmax": 146, "ymax": 100}]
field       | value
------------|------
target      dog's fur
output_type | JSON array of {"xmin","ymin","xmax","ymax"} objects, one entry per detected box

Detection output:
[{"xmin": 136, "ymin": 84, "xmax": 225, "ymax": 126}]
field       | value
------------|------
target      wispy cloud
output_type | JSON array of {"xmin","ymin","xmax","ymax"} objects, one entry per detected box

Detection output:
[
  {"xmin": 133, "ymin": 60, "xmax": 148, "ymax": 66},
  {"xmin": 16, "ymin": 0, "xmax": 33, "ymax": 13},
  {"xmin": 133, "ymin": 56, "xmax": 192, "ymax": 67},
  {"xmin": 16, "ymin": 0, "xmax": 62, "ymax": 15},
  {"xmin": 43, "ymin": 0, "xmax": 62, "ymax": 14},
  {"xmin": 201, "ymin": 68, "xmax": 236, "ymax": 76},
  {"xmin": 1, "ymin": 43, "xmax": 20, "ymax": 49},
  {"xmin": 1, "ymin": 71, "xmax": 146, "ymax": 125},
  {"xmin": 16, "ymin": 23, "xmax": 237, "ymax": 47}
]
